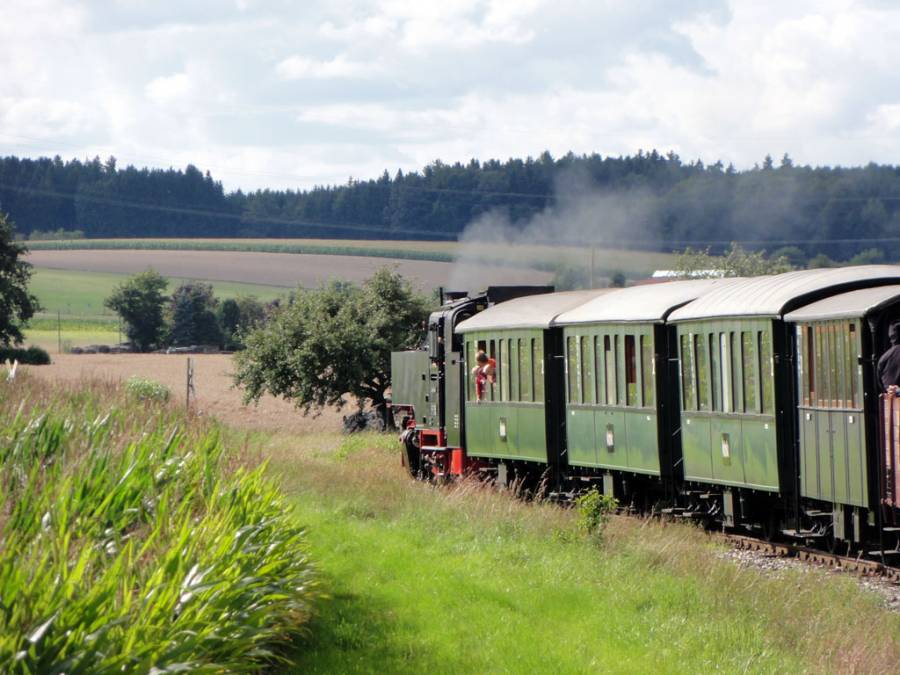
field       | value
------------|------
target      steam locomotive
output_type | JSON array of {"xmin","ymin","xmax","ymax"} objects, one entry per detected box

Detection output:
[{"xmin": 390, "ymin": 267, "xmax": 900, "ymax": 560}]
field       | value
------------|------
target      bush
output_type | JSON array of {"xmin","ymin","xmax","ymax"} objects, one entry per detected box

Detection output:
[
  {"xmin": 125, "ymin": 376, "xmax": 171, "ymax": 403},
  {"xmin": 0, "ymin": 345, "xmax": 51, "ymax": 365},
  {"xmin": 575, "ymin": 488, "xmax": 618, "ymax": 536}
]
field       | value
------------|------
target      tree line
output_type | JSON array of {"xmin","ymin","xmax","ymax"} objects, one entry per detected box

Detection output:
[{"xmin": 3, "ymin": 151, "xmax": 900, "ymax": 259}]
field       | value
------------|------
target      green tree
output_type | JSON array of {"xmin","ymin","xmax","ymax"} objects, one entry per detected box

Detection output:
[
  {"xmin": 233, "ymin": 268, "xmax": 429, "ymax": 427},
  {"xmin": 104, "ymin": 269, "xmax": 168, "ymax": 351},
  {"xmin": 0, "ymin": 212, "xmax": 39, "ymax": 346},
  {"xmin": 219, "ymin": 295, "xmax": 266, "ymax": 350},
  {"xmin": 674, "ymin": 243, "xmax": 793, "ymax": 278},
  {"xmin": 167, "ymin": 282, "xmax": 222, "ymax": 347}
]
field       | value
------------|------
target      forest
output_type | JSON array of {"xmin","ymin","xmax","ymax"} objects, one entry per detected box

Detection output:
[{"xmin": 2, "ymin": 151, "xmax": 900, "ymax": 259}]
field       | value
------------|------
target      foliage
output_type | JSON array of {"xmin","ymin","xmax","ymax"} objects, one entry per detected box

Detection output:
[
  {"xmin": 7, "ymin": 151, "xmax": 900, "ymax": 260},
  {"xmin": 167, "ymin": 281, "xmax": 222, "ymax": 347},
  {"xmin": 848, "ymin": 247, "xmax": 885, "ymax": 265},
  {"xmin": 574, "ymin": 488, "xmax": 618, "ymax": 536},
  {"xmin": 551, "ymin": 264, "xmax": 589, "ymax": 290},
  {"xmin": 125, "ymin": 376, "xmax": 171, "ymax": 403},
  {"xmin": 219, "ymin": 295, "xmax": 266, "ymax": 350},
  {"xmin": 104, "ymin": 269, "xmax": 168, "ymax": 351},
  {"xmin": 808, "ymin": 253, "xmax": 836, "ymax": 268},
  {"xmin": 674, "ymin": 242, "xmax": 794, "ymax": 278},
  {"xmin": 27, "ymin": 228, "xmax": 85, "ymax": 241},
  {"xmin": 608, "ymin": 270, "xmax": 627, "ymax": 287},
  {"xmin": 234, "ymin": 268, "xmax": 430, "ymax": 426},
  {"xmin": 0, "ymin": 345, "xmax": 51, "ymax": 365},
  {"xmin": 0, "ymin": 212, "xmax": 40, "ymax": 346},
  {"xmin": 0, "ymin": 389, "xmax": 316, "ymax": 672}
]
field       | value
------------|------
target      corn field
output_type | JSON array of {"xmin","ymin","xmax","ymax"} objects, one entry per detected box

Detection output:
[{"xmin": 0, "ymin": 381, "xmax": 316, "ymax": 673}]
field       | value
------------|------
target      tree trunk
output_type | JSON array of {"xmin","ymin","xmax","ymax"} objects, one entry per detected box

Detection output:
[{"xmin": 372, "ymin": 398, "xmax": 394, "ymax": 430}]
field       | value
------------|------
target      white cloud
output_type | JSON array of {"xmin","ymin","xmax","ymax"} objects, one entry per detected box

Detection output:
[
  {"xmin": 145, "ymin": 73, "xmax": 191, "ymax": 104},
  {"xmin": 3, "ymin": 0, "xmax": 900, "ymax": 192},
  {"xmin": 276, "ymin": 54, "xmax": 376, "ymax": 80}
]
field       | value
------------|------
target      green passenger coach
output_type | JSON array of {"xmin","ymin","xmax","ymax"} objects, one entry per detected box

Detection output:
[
  {"xmin": 667, "ymin": 266, "xmax": 900, "ymax": 530},
  {"xmin": 455, "ymin": 290, "xmax": 610, "ymax": 478},
  {"xmin": 784, "ymin": 285, "xmax": 900, "ymax": 543},
  {"xmin": 554, "ymin": 280, "xmax": 738, "ymax": 499}
]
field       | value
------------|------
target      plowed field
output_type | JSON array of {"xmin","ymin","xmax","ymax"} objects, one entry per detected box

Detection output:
[{"xmin": 26, "ymin": 249, "xmax": 553, "ymax": 290}]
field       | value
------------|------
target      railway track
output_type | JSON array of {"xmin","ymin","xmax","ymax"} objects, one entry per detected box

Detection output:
[{"xmin": 722, "ymin": 533, "xmax": 900, "ymax": 584}]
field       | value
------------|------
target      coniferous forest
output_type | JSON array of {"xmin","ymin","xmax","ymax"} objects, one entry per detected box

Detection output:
[{"xmin": 2, "ymin": 150, "xmax": 900, "ymax": 259}]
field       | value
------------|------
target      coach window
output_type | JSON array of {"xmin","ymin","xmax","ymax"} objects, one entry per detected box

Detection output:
[
  {"xmin": 641, "ymin": 334, "xmax": 654, "ymax": 407},
  {"xmin": 625, "ymin": 334, "xmax": 638, "ymax": 406},
  {"xmin": 596, "ymin": 336, "xmax": 606, "ymax": 404},
  {"xmin": 680, "ymin": 333, "xmax": 696, "ymax": 411},
  {"xmin": 581, "ymin": 334, "xmax": 594, "ymax": 405},
  {"xmin": 533, "ymin": 338, "xmax": 544, "ymax": 400},
  {"xmin": 742, "ymin": 332, "xmax": 758, "ymax": 413},
  {"xmin": 696, "ymin": 333, "xmax": 710, "ymax": 411},
  {"xmin": 520, "ymin": 337, "xmax": 533, "ymax": 402},
  {"xmin": 605, "ymin": 335, "xmax": 618, "ymax": 405},
  {"xmin": 706, "ymin": 333, "xmax": 722, "ymax": 410},
  {"xmin": 466, "ymin": 341, "xmax": 475, "ymax": 400},
  {"xmin": 509, "ymin": 338, "xmax": 519, "ymax": 401},
  {"xmin": 760, "ymin": 330, "xmax": 774, "ymax": 415},
  {"xmin": 566, "ymin": 336, "xmax": 577, "ymax": 403},
  {"xmin": 719, "ymin": 333, "xmax": 732, "ymax": 412},
  {"xmin": 847, "ymin": 322, "xmax": 858, "ymax": 408},
  {"xmin": 500, "ymin": 339, "xmax": 510, "ymax": 401}
]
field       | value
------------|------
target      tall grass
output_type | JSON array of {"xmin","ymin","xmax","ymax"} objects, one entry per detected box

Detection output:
[
  {"xmin": 264, "ymin": 432, "xmax": 900, "ymax": 674},
  {"xmin": 0, "ymin": 377, "xmax": 316, "ymax": 672}
]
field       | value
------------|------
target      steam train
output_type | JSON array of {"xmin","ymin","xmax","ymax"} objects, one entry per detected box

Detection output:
[{"xmin": 390, "ymin": 266, "xmax": 900, "ymax": 561}]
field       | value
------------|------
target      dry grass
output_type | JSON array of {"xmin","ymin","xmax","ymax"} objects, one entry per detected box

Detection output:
[{"xmin": 22, "ymin": 353, "xmax": 349, "ymax": 435}]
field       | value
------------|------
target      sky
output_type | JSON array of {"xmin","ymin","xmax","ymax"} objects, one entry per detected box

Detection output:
[{"xmin": 2, "ymin": 0, "xmax": 900, "ymax": 192}]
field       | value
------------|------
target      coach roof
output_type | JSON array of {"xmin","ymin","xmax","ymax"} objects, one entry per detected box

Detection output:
[
  {"xmin": 668, "ymin": 266, "xmax": 900, "ymax": 322},
  {"xmin": 784, "ymin": 285, "xmax": 900, "ymax": 322},
  {"xmin": 555, "ymin": 278, "xmax": 742, "ymax": 325},
  {"xmin": 455, "ymin": 289, "xmax": 612, "ymax": 333}
]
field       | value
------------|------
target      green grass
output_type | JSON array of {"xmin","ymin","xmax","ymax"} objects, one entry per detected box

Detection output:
[
  {"xmin": 0, "ymin": 377, "xmax": 317, "ymax": 672},
  {"xmin": 256, "ymin": 431, "xmax": 900, "ymax": 674},
  {"xmin": 29, "ymin": 268, "xmax": 289, "ymax": 319}
]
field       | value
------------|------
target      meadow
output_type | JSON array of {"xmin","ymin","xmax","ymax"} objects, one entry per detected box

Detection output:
[
  {"xmin": 24, "ymin": 269, "xmax": 290, "ymax": 351},
  {"xmin": 18, "ymin": 358, "xmax": 900, "ymax": 672}
]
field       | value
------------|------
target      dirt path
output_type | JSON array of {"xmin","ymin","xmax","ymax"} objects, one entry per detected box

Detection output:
[{"xmin": 23, "ymin": 353, "xmax": 348, "ymax": 434}]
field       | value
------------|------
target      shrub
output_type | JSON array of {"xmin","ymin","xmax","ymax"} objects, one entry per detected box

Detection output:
[
  {"xmin": 125, "ymin": 376, "xmax": 171, "ymax": 403},
  {"xmin": 575, "ymin": 488, "xmax": 618, "ymax": 536},
  {"xmin": 0, "ymin": 345, "xmax": 51, "ymax": 365}
]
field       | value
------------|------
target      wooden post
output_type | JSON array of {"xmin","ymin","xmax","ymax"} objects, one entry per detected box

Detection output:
[
  {"xmin": 186, "ymin": 357, "xmax": 193, "ymax": 412},
  {"xmin": 57, "ymin": 311, "xmax": 61, "ymax": 354}
]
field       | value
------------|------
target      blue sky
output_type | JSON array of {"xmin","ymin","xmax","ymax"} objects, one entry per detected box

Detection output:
[{"xmin": 1, "ymin": 0, "xmax": 899, "ymax": 191}]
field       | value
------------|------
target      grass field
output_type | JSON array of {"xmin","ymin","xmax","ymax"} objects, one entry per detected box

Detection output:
[
  {"xmin": 20, "ymin": 357, "xmax": 900, "ymax": 672},
  {"xmin": 23, "ymin": 268, "xmax": 292, "ymax": 351},
  {"xmin": 269, "ymin": 433, "xmax": 900, "ymax": 673},
  {"xmin": 25, "ymin": 237, "xmax": 676, "ymax": 279}
]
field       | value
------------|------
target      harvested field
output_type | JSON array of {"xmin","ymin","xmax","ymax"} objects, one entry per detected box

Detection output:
[
  {"xmin": 26, "ymin": 249, "xmax": 553, "ymax": 291},
  {"xmin": 23, "ymin": 353, "xmax": 348, "ymax": 435}
]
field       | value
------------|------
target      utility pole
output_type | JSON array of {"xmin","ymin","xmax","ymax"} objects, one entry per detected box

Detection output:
[
  {"xmin": 57, "ymin": 311, "xmax": 61, "ymax": 354},
  {"xmin": 590, "ymin": 246, "xmax": 596, "ymax": 289}
]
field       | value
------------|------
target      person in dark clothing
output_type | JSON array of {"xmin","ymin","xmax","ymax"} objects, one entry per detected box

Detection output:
[{"xmin": 877, "ymin": 322, "xmax": 900, "ymax": 393}]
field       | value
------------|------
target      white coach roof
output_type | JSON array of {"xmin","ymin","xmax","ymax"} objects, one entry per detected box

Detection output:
[
  {"xmin": 455, "ymin": 289, "xmax": 612, "ymax": 333},
  {"xmin": 555, "ymin": 278, "xmax": 742, "ymax": 325},
  {"xmin": 784, "ymin": 285, "xmax": 900, "ymax": 322},
  {"xmin": 668, "ymin": 266, "xmax": 900, "ymax": 321}
]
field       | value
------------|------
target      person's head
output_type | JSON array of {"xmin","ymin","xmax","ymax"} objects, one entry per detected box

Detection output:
[
  {"xmin": 476, "ymin": 350, "xmax": 489, "ymax": 365},
  {"xmin": 891, "ymin": 322, "xmax": 900, "ymax": 345}
]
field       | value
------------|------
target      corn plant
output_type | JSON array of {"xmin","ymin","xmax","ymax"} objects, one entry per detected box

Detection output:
[{"xmin": 0, "ymin": 400, "xmax": 316, "ymax": 673}]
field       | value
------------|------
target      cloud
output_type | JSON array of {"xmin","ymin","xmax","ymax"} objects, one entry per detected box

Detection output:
[
  {"xmin": 276, "ymin": 54, "xmax": 376, "ymax": 80},
  {"xmin": 145, "ymin": 73, "xmax": 191, "ymax": 104},
  {"xmin": 3, "ymin": 0, "xmax": 900, "ymax": 193}
]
